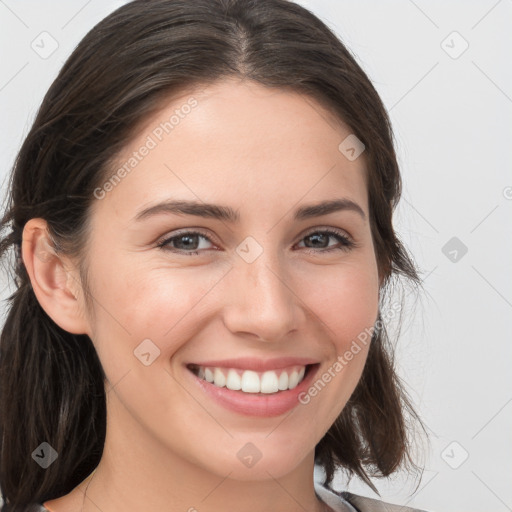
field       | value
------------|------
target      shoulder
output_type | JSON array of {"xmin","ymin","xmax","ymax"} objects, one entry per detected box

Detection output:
[
  {"xmin": 340, "ymin": 490, "xmax": 430, "ymax": 512},
  {"xmin": 313, "ymin": 479, "xmax": 431, "ymax": 512}
]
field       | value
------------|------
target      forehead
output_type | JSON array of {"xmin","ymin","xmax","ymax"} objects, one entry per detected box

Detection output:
[{"xmin": 92, "ymin": 78, "xmax": 368, "ymax": 224}]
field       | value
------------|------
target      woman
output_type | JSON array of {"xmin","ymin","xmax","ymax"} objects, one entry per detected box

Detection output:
[{"xmin": 0, "ymin": 1, "xmax": 429, "ymax": 511}]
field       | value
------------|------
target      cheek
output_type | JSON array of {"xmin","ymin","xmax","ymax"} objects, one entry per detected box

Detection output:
[
  {"xmin": 297, "ymin": 264, "xmax": 379, "ymax": 417},
  {"xmin": 286, "ymin": 258, "xmax": 380, "ymax": 437},
  {"xmin": 298, "ymin": 258, "xmax": 380, "ymax": 351},
  {"xmin": 85, "ymin": 260, "xmax": 228, "ymax": 373}
]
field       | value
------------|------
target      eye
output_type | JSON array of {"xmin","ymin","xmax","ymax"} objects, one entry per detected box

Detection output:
[
  {"xmin": 157, "ymin": 228, "xmax": 356, "ymax": 256},
  {"xmin": 296, "ymin": 228, "xmax": 356, "ymax": 253},
  {"xmin": 157, "ymin": 230, "xmax": 216, "ymax": 255}
]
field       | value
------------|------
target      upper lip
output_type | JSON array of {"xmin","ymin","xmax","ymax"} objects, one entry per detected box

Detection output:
[{"xmin": 186, "ymin": 357, "xmax": 319, "ymax": 372}]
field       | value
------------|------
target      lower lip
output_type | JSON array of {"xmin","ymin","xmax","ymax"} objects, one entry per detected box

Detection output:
[{"xmin": 186, "ymin": 363, "xmax": 320, "ymax": 417}]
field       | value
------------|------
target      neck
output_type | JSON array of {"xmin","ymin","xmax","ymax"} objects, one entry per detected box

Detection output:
[
  {"xmin": 83, "ymin": 463, "xmax": 329, "ymax": 512},
  {"xmin": 73, "ymin": 391, "xmax": 330, "ymax": 512}
]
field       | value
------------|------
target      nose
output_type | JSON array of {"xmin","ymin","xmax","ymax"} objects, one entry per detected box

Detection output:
[{"xmin": 222, "ymin": 251, "xmax": 302, "ymax": 343}]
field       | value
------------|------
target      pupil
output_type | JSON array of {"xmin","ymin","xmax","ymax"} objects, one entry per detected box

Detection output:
[
  {"xmin": 308, "ymin": 233, "xmax": 327, "ymax": 248},
  {"xmin": 178, "ymin": 235, "xmax": 198, "ymax": 250}
]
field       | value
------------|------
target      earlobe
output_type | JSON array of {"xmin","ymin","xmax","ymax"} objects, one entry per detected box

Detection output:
[{"xmin": 21, "ymin": 218, "xmax": 90, "ymax": 335}]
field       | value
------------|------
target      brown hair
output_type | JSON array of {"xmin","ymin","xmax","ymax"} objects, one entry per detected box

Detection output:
[{"xmin": 0, "ymin": 0, "xmax": 425, "ymax": 508}]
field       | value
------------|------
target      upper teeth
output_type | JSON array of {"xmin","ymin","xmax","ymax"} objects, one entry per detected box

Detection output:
[{"xmin": 194, "ymin": 365, "xmax": 307, "ymax": 394}]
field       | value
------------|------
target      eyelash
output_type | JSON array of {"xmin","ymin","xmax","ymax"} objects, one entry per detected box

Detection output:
[{"xmin": 156, "ymin": 228, "xmax": 357, "ymax": 256}]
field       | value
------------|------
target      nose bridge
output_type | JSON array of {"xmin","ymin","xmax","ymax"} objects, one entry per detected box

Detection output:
[{"xmin": 223, "ymin": 238, "xmax": 299, "ymax": 341}]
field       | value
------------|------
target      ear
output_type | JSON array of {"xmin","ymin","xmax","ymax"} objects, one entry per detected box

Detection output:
[{"xmin": 21, "ymin": 218, "xmax": 91, "ymax": 336}]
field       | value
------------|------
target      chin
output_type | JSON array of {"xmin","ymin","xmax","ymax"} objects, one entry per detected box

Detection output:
[{"xmin": 200, "ymin": 438, "xmax": 313, "ymax": 482}]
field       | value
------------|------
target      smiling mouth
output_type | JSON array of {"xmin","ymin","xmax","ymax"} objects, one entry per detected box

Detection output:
[{"xmin": 186, "ymin": 363, "xmax": 315, "ymax": 394}]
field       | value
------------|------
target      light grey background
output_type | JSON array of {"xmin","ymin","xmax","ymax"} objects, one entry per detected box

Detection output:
[{"xmin": 1, "ymin": 1, "xmax": 511, "ymax": 511}]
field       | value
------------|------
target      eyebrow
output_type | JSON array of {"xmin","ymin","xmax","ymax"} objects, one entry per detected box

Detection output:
[{"xmin": 133, "ymin": 198, "xmax": 366, "ymax": 223}]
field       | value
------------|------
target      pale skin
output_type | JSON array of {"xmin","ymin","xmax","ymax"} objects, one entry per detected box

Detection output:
[{"xmin": 22, "ymin": 78, "xmax": 381, "ymax": 512}]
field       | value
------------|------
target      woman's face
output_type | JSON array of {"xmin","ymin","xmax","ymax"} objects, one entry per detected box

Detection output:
[{"xmin": 81, "ymin": 78, "xmax": 380, "ymax": 481}]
